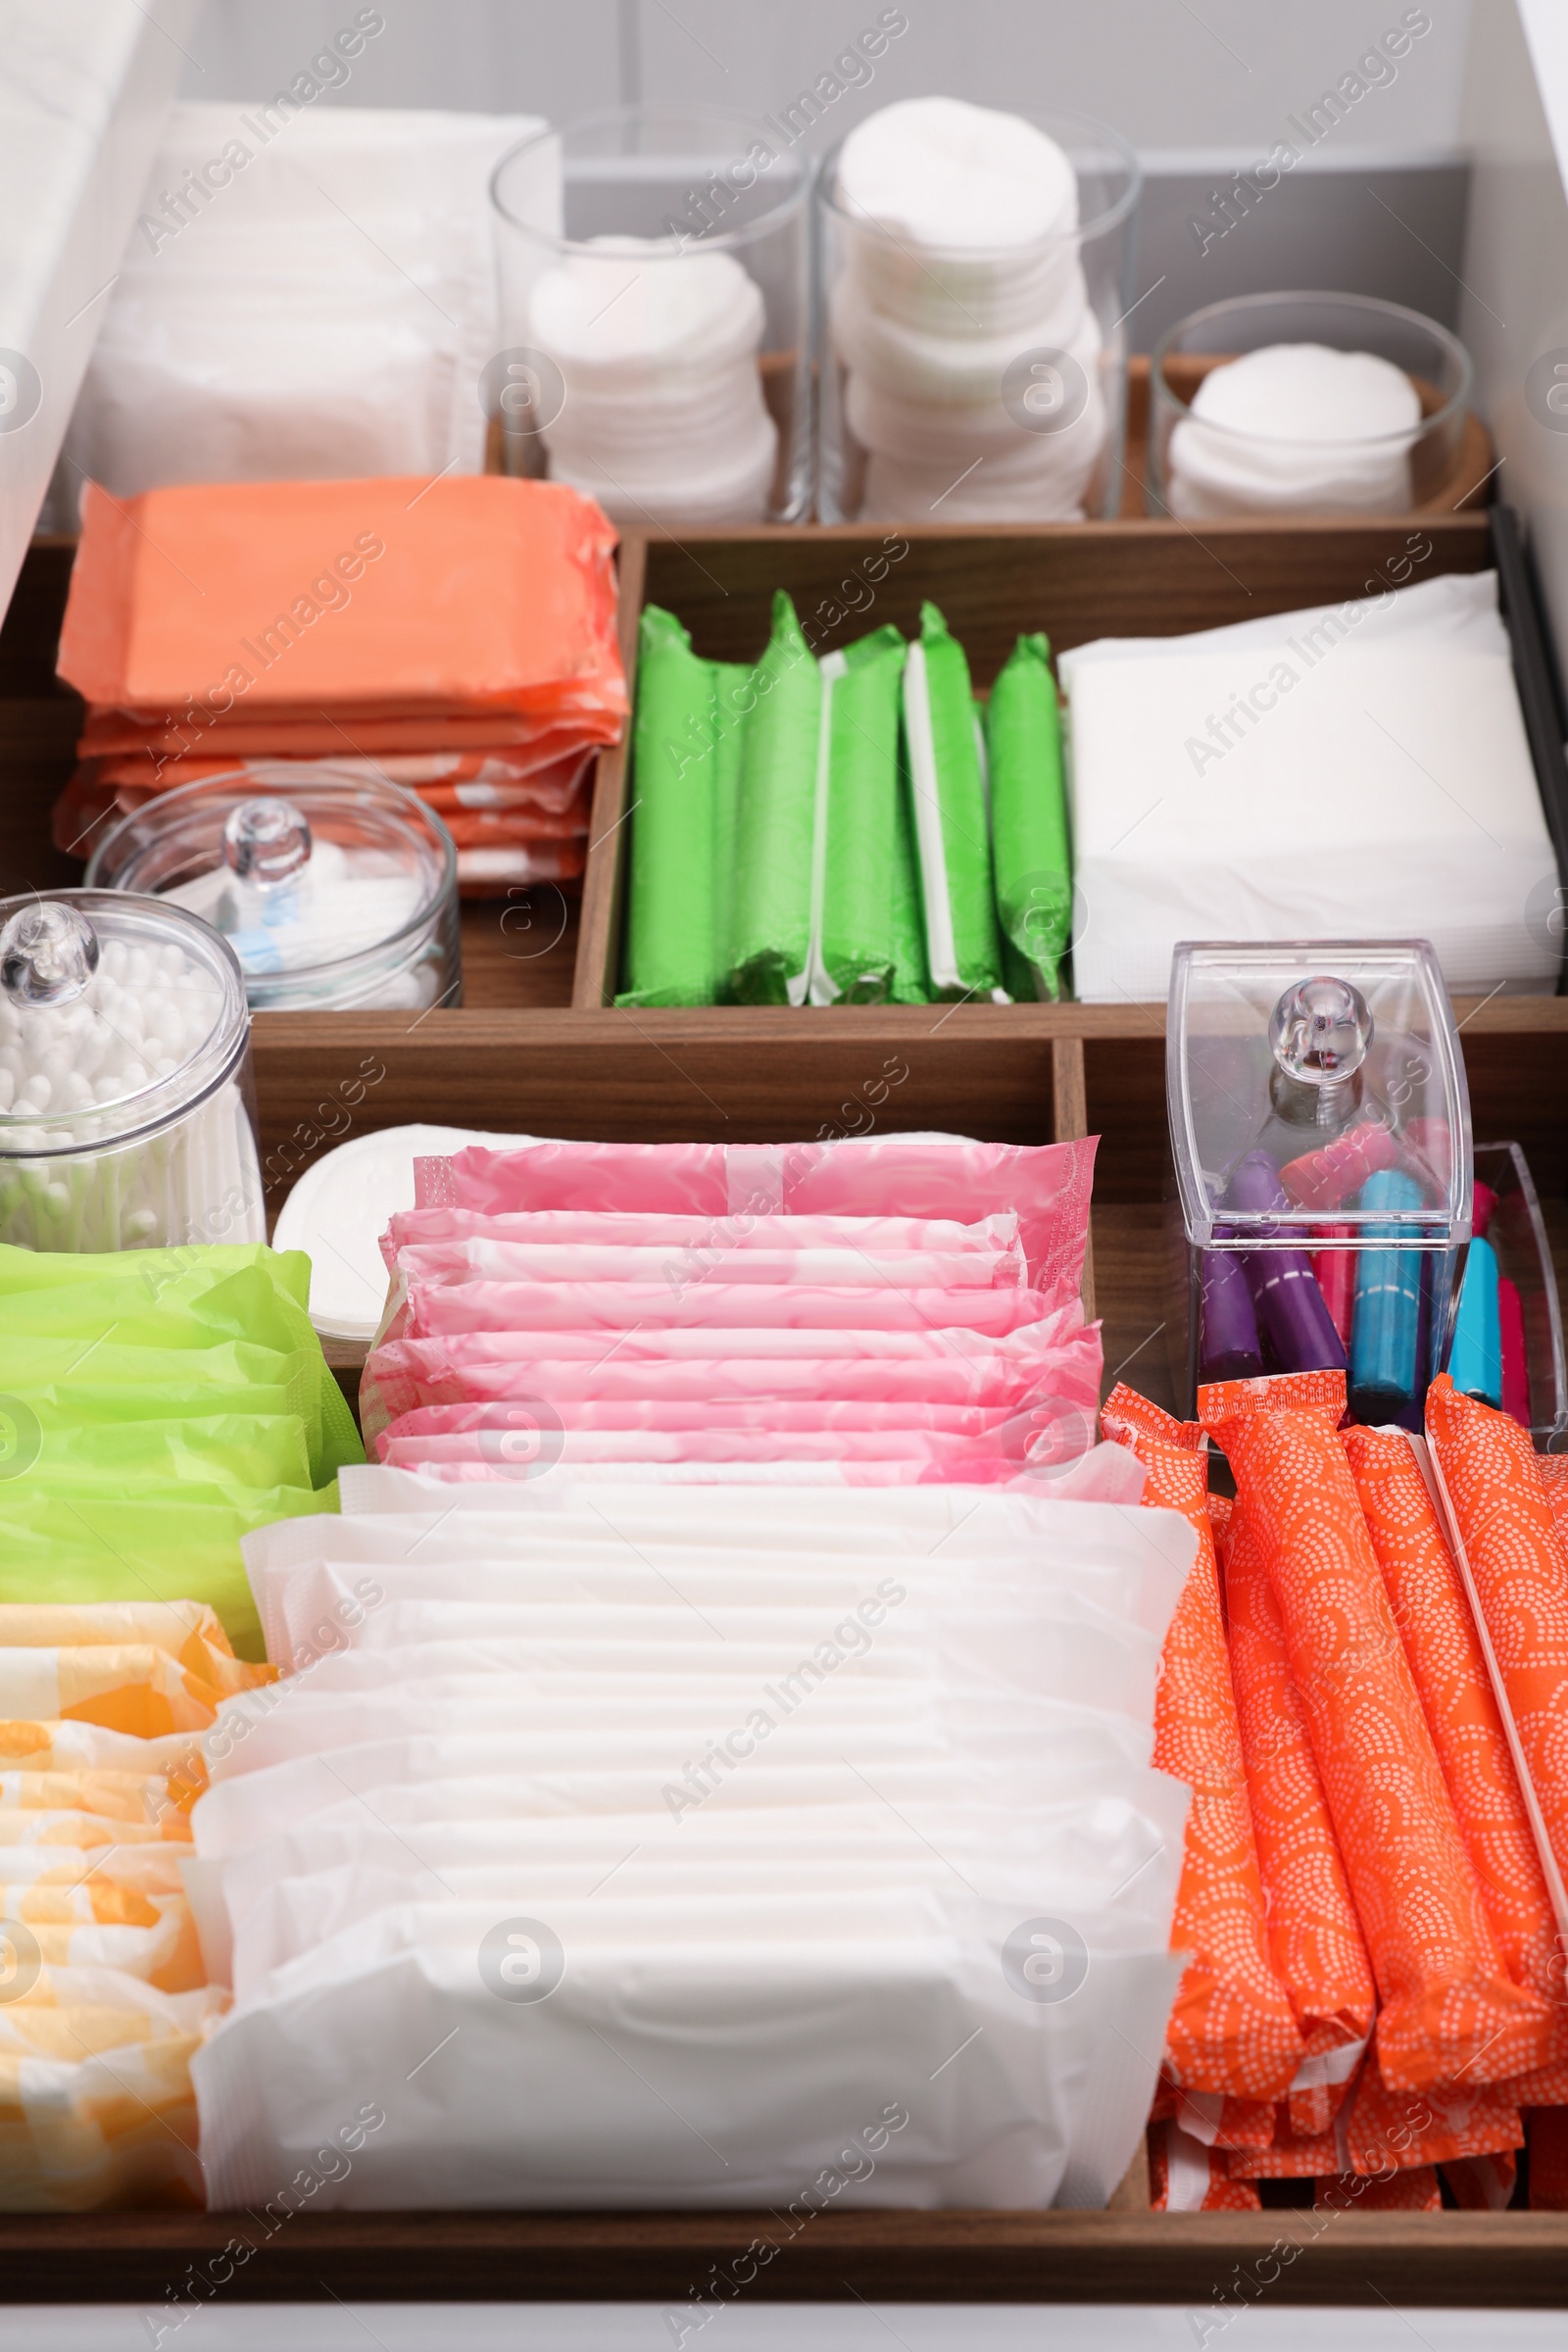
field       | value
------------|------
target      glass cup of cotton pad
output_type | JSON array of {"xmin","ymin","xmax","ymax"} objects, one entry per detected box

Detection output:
[
  {"xmin": 1148, "ymin": 291, "xmax": 1473, "ymax": 518},
  {"xmin": 0, "ymin": 889, "xmax": 262, "ymax": 1253},
  {"xmin": 87, "ymin": 767, "xmax": 460, "ymax": 1015},
  {"xmin": 814, "ymin": 96, "xmax": 1140, "ymax": 524},
  {"xmin": 491, "ymin": 105, "xmax": 810, "ymax": 527}
]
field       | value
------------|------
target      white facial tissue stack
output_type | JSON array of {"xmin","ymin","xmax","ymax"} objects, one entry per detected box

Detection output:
[
  {"xmin": 66, "ymin": 105, "xmax": 558, "ymax": 495},
  {"xmin": 188, "ymin": 1480, "xmax": 1194, "ymax": 2212},
  {"xmin": 1060, "ymin": 568, "xmax": 1559, "ymax": 1003},
  {"xmin": 529, "ymin": 241, "xmax": 778, "ymax": 527},
  {"xmin": 831, "ymin": 98, "xmax": 1106, "ymax": 522},
  {"xmin": 1167, "ymin": 344, "xmax": 1423, "ymax": 518}
]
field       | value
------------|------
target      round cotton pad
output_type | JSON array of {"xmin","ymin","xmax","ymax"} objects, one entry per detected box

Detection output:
[
  {"xmin": 273, "ymin": 1124, "xmax": 541, "ymax": 1344},
  {"xmin": 1168, "ymin": 343, "xmax": 1422, "ymax": 517},
  {"xmin": 836, "ymin": 96, "xmax": 1078, "ymax": 252}
]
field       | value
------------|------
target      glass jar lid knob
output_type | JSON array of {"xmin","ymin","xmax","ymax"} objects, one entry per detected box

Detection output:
[
  {"xmin": 222, "ymin": 797, "xmax": 312, "ymax": 888},
  {"xmin": 1269, "ymin": 974, "xmax": 1373, "ymax": 1086},
  {"xmin": 0, "ymin": 901, "xmax": 100, "ymax": 1007}
]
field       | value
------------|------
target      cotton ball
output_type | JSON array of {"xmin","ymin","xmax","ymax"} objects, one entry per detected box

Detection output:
[
  {"xmin": 93, "ymin": 1071, "xmax": 125, "ymax": 1104},
  {"xmin": 120, "ymin": 1060, "xmax": 149, "ymax": 1093},
  {"xmin": 0, "ymin": 1070, "xmax": 13, "ymax": 1113},
  {"xmin": 61, "ymin": 1070, "xmax": 94, "ymax": 1110},
  {"xmin": 126, "ymin": 947, "xmax": 152, "ymax": 990},
  {"xmin": 15, "ymin": 1073, "xmax": 50, "ymax": 1112},
  {"xmin": 100, "ymin": 939, "xmax": 127, "ymax": 982}
]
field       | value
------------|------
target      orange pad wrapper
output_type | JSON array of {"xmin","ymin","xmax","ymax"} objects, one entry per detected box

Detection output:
[
  {"xmin": 1221, "ymin": 1497, "xmax": 1376, "ymax": 2132},
  {"xmin": 1200, "ymin": 1370, "xmax": 1555, "ymax": 2091},
  {"xmin": 1343, "ymin": 1424, "xmax": 1568, "ymax": 2083},
  {"xmin": 1102, "ymin": 1387, "xmax": 1302, "ymax": 2099},
  {"xmin": 57, "ymin": 476, "xmax": 626, "ymax": 728},
  {"xmin": 1149, "ymin": 2121, "xmax": 1262, "ymax": 2210},
  {"xmin": 1427, "ymin": 1377, "xmax": 1568, "ymax": 1894},
  {"xmin": 1527, "ymin": 2107, "xmax": 1568, "ymax": 2208},
  {"xmin": 1227, "ymin": 2103, "xmax": 1343, "ymax": 2180}
]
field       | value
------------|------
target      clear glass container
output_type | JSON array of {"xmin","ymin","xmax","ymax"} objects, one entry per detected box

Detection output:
[
  {"xmin": 1165, "ymin": 940, "xmax": 1472, "ymax": 1421},
  {"xmin": 0, "ymin": 891, "xmax": 262, "ymax": 1253},
  {"xmin": 815, "ymin": 104, "xmax": 1140, "ymax": 524},
  {"xmin": 86, "ymin": 768, "xmax": 460, "ymax": 1014},
  {"xmin": 1148, "ymin": 291, "xmax": 1472, "ymax": 518},
  {"xmin": 491, "ymin": 105, "xmax": 810, "ymax": 526},
  {"xmin": 1468, "ymin": 1142, "xmax": 1567, "ymax": 1446}
]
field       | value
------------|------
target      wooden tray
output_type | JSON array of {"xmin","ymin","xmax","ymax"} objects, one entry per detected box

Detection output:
[{"xmin": 4, "ymin": 520, "xmax": 1568, "ymax": 2304}]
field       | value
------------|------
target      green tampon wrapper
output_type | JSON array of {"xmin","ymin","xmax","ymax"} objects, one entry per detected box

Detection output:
[
  {"xmin": 727, "ymin": 592, "xmax": 823, "ymax": 1005},
  {"xmin": 988, "ymin": 632, "xmax": 1072, "ymax": 1002},
  {"xmin": 616, "ymin": 605, "xmax": 718, "ymax": 1008},
  {"xmin": 903, "ymin": 602, "xmax": 1004, "ymax": 1001},
  {"xmin": 809, "ymin": 624, "xmax": 906, "ymax": 1004},
  {"xmin": 710, "ymin": 661, "xmax": 748, "ymax": 1004}
]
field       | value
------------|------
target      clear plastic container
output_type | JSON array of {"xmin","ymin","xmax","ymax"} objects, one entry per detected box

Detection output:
[
  {"xmin": 1165, "ymin": 940, "xmax": 1472, "ymax": 1421},
  {"xmin": 1148, "ymin": 291, "xmax": 1472, "ymax": 518},
  {"xmin": 1470, "ymin": 1142, "xmax": 1567, "ymax": 1446},
  {"xmin": 86, "ymin": 768, "xmax": 461, "ymax": 1014},
  {"xmin": 491, "ymin": 105, "xmax": 810, "ymax": 526},
  {"xmin": 0, "ymin": 891, "xmax": 263, "ymax": 1253},
  {"xmin": 814, "ymin": 104, "xmax": 1140, "ymax": 524}
]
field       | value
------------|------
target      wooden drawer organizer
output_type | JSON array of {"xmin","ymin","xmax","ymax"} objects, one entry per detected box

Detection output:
[{"xmin": 3, "ymin": 517, "xmax": 1568, "ymax": 2306}]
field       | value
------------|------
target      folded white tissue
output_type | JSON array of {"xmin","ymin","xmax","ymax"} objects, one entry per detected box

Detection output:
[
  {"xmin": 1166, "ymin": 342, "xmax": 1424, "ymax": 518},
  {"xmin": 188, "ymin": 1477, "xmax": 1193, "ymax": 2211},
  {"xmin": 1061, "ymin": 569, "xmax": 1558, "ymax": 1003}
]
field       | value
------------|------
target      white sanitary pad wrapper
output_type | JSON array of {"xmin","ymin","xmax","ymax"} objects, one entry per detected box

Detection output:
[
  {"xmin": 1060, "ymin": 568, "xmax": 1557, "ymax": 1002},
  {"xmin": 67, "ymin": 106, "xmax": 557, "ymax": 496},
  {"xmin": 191, "ymin": 1483, "xmax": 1193, "ymax": 2212}
]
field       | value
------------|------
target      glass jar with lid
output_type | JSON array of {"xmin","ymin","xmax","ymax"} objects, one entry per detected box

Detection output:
[
  {"xmin": 0, "ymin": 891, "xmax": 262, "ymax": 1253},
  {"xmin": 86, "ymin": 768, "xmax": 460, "ymax": 1014}
]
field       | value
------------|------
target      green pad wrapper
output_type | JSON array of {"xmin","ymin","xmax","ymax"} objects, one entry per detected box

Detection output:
[
  {"xmin": 808, "ymin": 624, "xmax": 907, "ymax": 1004},
  {"xmin": 616, "ymin": 606, "xmax": 717, "ymax": 1008},
  {"xmin": 726, "ymin": 592, "xmax": 822, "ymax": 1005},
  {"xmin": 903, "ymin": 602, "xmax": 1004, "ymax": 1000},
  {"xmin": 988, "ymin": 631, "xmax": 1072, "ymax": 1002}
]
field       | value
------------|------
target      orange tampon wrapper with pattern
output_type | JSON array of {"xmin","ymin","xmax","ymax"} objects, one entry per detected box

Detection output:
[
  {"xmin": 1101, "ymin": 1386, "xmax": 1302, "ymax": 2100},
  {"xmin": 1220, "ymin": 1498, "xmax": 1376, "ymax": 2135},
  {"xmin": 1346, "ymin": 2062, "xmax": 1523, "ymax": 2177},
  {"xmin": 1426, "ymin": 1377, "xmax": 1568, "ymax": 1891},
  {"xmin": 1199, "ymin": 1369, "xmax": 1555, "ymax": 2092},
  {"xmin": 1343, "ymin": 1423, "xmax": 1568, "ymax": 2088}
]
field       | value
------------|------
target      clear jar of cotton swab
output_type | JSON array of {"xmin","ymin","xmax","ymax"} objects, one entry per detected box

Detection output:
[{"xmin": 0, "ymin": 892, "xmax": 263, "ymax": 1253}]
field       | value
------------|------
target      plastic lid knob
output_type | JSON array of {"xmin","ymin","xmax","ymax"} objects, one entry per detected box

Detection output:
[
  {"xmin": 222, "ymin": 797, "xmax": 312, "ymax": 888},
  {"xmin": 0, "ymin": 900, "xmax": 100, "ymax": 1007},
  {"xmin": 1269, "ymin": 975, "xmax": 1373, "ymax": 1086}
]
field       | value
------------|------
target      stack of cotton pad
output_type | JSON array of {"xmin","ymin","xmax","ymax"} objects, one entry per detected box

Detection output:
[
  {"xmin": 530, "ymin": 241, "xmax": 778, "ymax": 526},
  {"xmin": 831, "ymin": 98, "xmax": 1106, "ymax": 522},
  {"xmin": 188, "ymin": 1475, "xmax": 1195, "ymax": 2210},
  {"xmin": 1167, "ymin": 344, "xmax": 1423, "ymax": 517}
]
